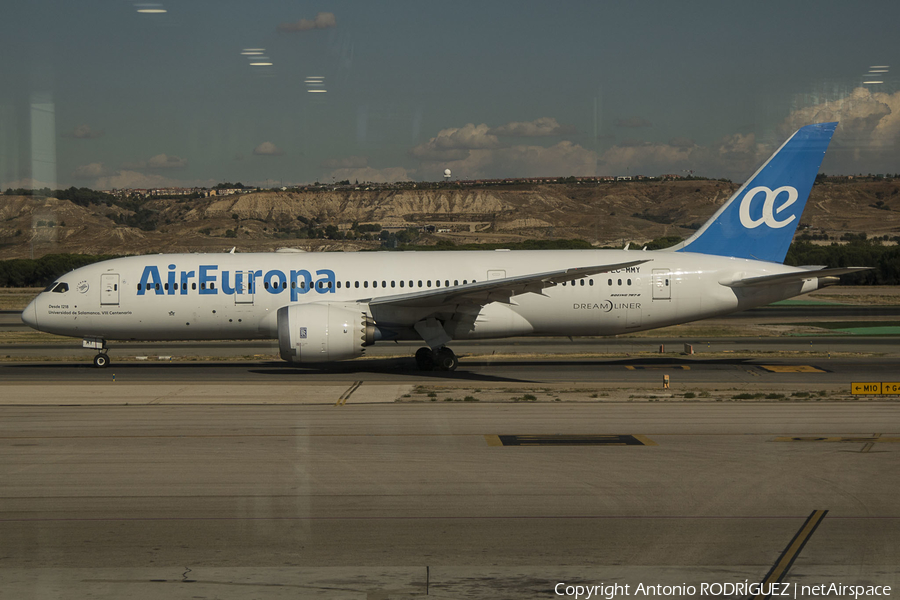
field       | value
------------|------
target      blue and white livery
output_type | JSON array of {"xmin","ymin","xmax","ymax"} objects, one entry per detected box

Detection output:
[{"xmin": 22, "ymin": 122, "xmax": 867, "ymax": 370}]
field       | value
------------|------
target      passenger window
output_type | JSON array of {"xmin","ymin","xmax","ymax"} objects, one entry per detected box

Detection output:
[
  {"xmin": 617, "ymin": 279, "xmax": 622, "ymax": 286},
  {"xmin": 263, "ymin": 282, "xmax": 268, "ymax": 290},
  {"xmin": 291, "ymin": 282, "xmax": 296, "ymax": 289},
  {"xmin": 174, "ymin": 283, "xmax": 178, "ymax": 290},
  {"xmin": 200, "ymin": 283, "xmax": 205, "ymax": 290},
  {"xmin": 445, "ymin": 280, "xmax": 449, "ymax": 287},
  {"xmin": 427, "ymin": 280, "xmax": 431, "ymax": 287},
  {"xmin": 418, "ymin": 280, "xmax": 422, "ymax": 287},
  {"xmin": 373, "ymin": 281, "xmax": 378, "ymax": 288},
  {"xmin": 463, "ymin": 280, "xmax": 467, "ymax": 285},
  {"xmin": 400, "ymin": 281, "xmax": 404, "ymax": 288},
  {"xmin": 580, "ymin": 280, "xmax": 585, "ymax": 286},
  {"xmin": 283, "ymin": 282, "xmax": 287, "ymax": 289},
  {"xmin": 608, "ymin": 279, "xmax": 612, "ymax": 286},
  {"xmin": 165, "ymin": 283, "xmax": 169, "ymax": 291},
  {"xmin": 627, "ymin": 279, "xmax": 631, "ymax": 286},
  {"xmin": 192, "ymin": 283, "xmax": 196, "ymax": 290},
  {"xmin": 382, "ymin": 281, "xmax": 386, "ymax": 287},
  {"xmin": 364, "ymin": 281, "xmax": 368, "ymax": 288},
  {"xmin": 454, "ymin": 280, "xmax": 459, "ymax": 286},
  {"xmin": 300, "ymin": 282, "xmax": 305, "ymax": 289},
  {"xmin": 391, "ymin": 281, "xmax": 396, "ymax": 288},
  {"xmin": 136, "ymin": 283, "xmax": 141, "ymax": 291},
  {"xmin": 589, "ymin": 279, "xmax": 594, "ymax": 286},
  {"xmin": 337, "ymin": 281, "xmax": 342, "ymax": 289},
  {"xmin": 409, "ymin": 280, "xmax": 413, "ymax": 287},
  {"xmin": 156, "ymin": 283, "xmax": 161, "ymax": 291},
  {"xmin": 114, "ymin": 284, "xmax": 118, "ymax": 291},
  {"xmin": 435, "ymin": 280, "xmax": 440, "ymax": 287},
  {"xmin": 355, "ymin": 281, "xmax": 359, "ymax": 288}
]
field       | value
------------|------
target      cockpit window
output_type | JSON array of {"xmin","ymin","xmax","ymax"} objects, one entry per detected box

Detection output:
[
  {"xmin": 43, "ymin": 282, "xmax": 58, "ymax": 292},
  {"xmin": 51, "ymin": 282, "xmax": 69, "ymax": 293}
]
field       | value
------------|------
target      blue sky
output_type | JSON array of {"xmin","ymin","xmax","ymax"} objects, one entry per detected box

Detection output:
[{"xmin": 2, "ymin": 1, "xmax": 898, "ymax": 190}]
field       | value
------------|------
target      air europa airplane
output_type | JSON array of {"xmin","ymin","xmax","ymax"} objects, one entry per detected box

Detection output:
[{"xmin": 22, "ymin": 122, "xmax": 867, "ymax": 370}]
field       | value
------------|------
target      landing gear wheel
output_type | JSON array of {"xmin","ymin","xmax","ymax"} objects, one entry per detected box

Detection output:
[
  {"xmin": 435, "ymin": 347, "xmax": 458, "ymax": 372},
  {"xmin": 93, "ymin": 353, "xmax": 110, "ymax": 368},
  {"xmin": 415, "ymin": 347, "xmax": 435, "ymax": 371}
]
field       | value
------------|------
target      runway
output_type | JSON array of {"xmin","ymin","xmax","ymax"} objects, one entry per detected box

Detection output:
[
  {"xmin": 1, "ymin": 402, "xmax": 898, "ymax": 599},
  {"xmin": 0, "ymin": 352, "xmax": 900, "ymax": 394},
  {"xmin": 3, "ymin": 301, "xmax": 899, "ymax": 599}
]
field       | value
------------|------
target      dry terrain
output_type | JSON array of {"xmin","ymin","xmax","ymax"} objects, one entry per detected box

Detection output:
[{"xmin": 1, "ymin": 180, "xmax": 898, "ymax": 259}]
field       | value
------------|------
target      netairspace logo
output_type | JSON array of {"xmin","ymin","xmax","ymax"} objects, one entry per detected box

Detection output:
[
  {"xmin": 738, "ymin": 185, "xmax": 799, "ymax": 230},
  {"xmin": 554, "ymin": 581, "xmax": 892, "ymax": 599}
]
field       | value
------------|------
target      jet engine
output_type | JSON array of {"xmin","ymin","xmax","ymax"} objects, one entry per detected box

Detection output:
[{"xmin": 277, "ymin": 303, "xmax": 378, "ymax": 363}]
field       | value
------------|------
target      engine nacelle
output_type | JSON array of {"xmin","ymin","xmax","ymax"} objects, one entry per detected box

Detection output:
[{"xmin": 277, "ymin": 303, "xmax": 376, "ymax": 363}]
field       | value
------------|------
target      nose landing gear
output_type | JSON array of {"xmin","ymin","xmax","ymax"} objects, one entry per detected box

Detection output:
[
  {"xmin": 84, "ymin": 337, "xmax": 110, "ymax": 368},
  {"xmin": 92, "ymin": 352, "xmax": 110, "ymax": 368}
]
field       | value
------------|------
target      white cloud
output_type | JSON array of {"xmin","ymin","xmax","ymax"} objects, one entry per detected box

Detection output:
[
  {"xmin": 94, "ymin": 170, "xmax": 181, "ymax": 190},
  {"xmin": 776, "ymin": 87, "xmax": 900, "ymax": 173},
  {"xmin": 72, "ymin": 162, "xmax": 107, "ymax": 179},
  {"xmin": 668, "ymin": 137, "xmax": 696, "ymax": 148},
  {"xmin": 597, "ymin": 142, "xmax": 693, "ymax": 176},
  {"xmin": 123, "ymin": 153, "xmax": 188, "ymax": 169},
  {"xmin": 596, "ymin": 131, "xmax": 767, "ymax": 179},
  {"xmin": 411, "ymin": 123, "xmax": 500, "ymax": 161},
  {"xmin": 147, "ymin": 154, "xmax": 187, "ymax": 169},
  {"xmin": 410, "ymin": 119, "xmax": 773, "ymax": 182},
  {"xmin": 277, "ymin": 12, "xmax": 336, "ymax": 33},
  {"xmin": 321, "ymin": 155, "xmax": 368, "ymax": 169},
  {"xmin": 490, "ymin": 117, "xmax": 577, "ymax": 137},
  {"xmin": 65, "ymin": 124, "xmax": 104, "ymax": 139},
  {"xmin": 253, "ymin": 141, "xmax": 284, "ymax": 156},
  {"xmin": 1, "ymin": 177, "xmax": 57, "ymax": 190},
  {"xmin": 416, "ymin": 141, "xmax": 599, "ymax": 180},
  {"xmin": 615, "ymin": 117, "xmax": 653, "ymax": 129},
  {"xmin": 780, "ymin": 87, "xmax": 898, "ymax": 143},
  {"xmin": 326, "ymin": 166, "xmax": 411, "ymax": 184}
]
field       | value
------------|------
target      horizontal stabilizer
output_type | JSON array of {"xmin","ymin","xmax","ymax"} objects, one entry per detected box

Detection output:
[
  {"xmin": 722, "ymin": 267, "xmax": 870, "ymax": 288},
  {"xmin": 367, "ymin": 259, "xmax": 650, "ymax": 309}
]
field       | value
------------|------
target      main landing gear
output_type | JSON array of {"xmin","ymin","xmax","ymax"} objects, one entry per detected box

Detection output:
[{"xmin": 415, "ymin": 346, "xmax": 458, "ymax": 372}]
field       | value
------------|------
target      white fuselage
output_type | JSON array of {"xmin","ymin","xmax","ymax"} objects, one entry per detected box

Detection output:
[{"xmin": 23, "ymin": 249, "xmax": 816, "ymax": 343}]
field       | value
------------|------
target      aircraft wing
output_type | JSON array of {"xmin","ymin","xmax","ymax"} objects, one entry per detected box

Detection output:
[
  {"xmin": 722, "ymin": 266, "xmax": 871, "ymax": 288},
  {"xmin": 366, "ymin": 260, "xmax": 650, "ymax": 308}
]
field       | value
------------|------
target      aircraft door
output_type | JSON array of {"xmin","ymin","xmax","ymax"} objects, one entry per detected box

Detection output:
[
  {"xmin": 234, "ymin": 271, "xmax": 254, "ymax": 305},
  {"xmin": 652, "ymin": 269, "xmax": 671, "ymax": 300},
  {"xmin": 100, "ymin": 274, "xmax": 119, "ymax": 305}
]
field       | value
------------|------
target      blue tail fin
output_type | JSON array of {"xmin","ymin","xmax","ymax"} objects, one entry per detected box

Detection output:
[{"xmin": 673, "ymin": 122, "xmax": 837, "ymax": 263}]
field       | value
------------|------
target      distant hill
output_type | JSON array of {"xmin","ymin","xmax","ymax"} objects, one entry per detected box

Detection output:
[{"xmin": 1, "ymin": 180, "xmax": 898, "ymax": 259}]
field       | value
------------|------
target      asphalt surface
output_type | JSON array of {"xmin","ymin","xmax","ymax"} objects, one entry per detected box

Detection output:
[
  {"xmin": 1, "ymin": 402, "xmax": 898, "ymax": 599},
  {"xmin": 1, "ymin": 353, "xmax": 899, "ymax": 392},
  {"xmin": 2, "ymin": 303, "xmax": 899, "ymax": 599}
]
